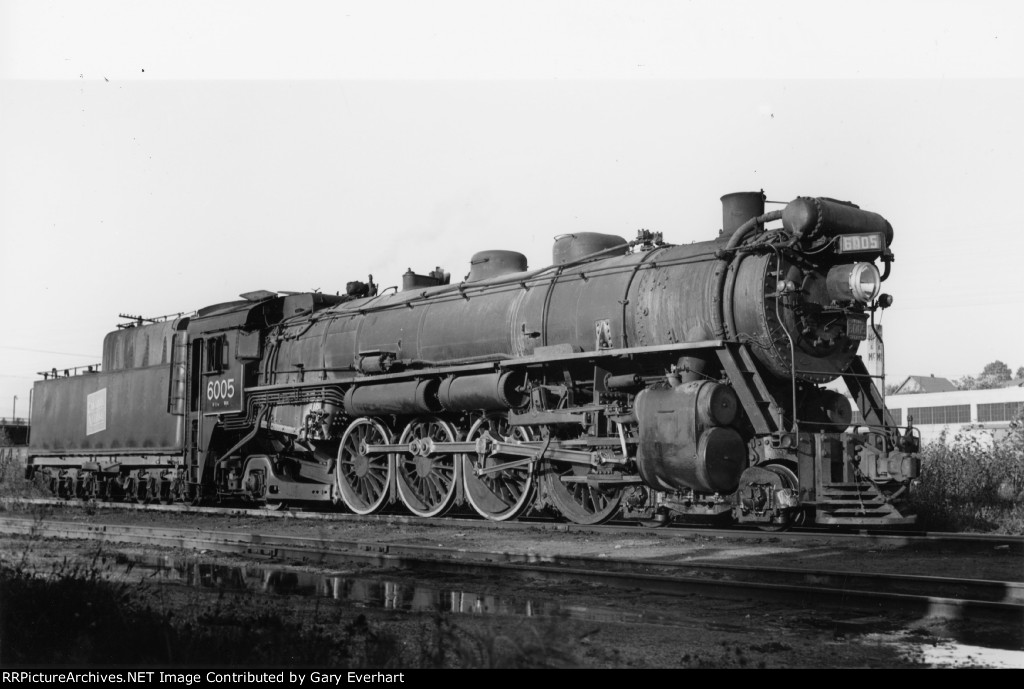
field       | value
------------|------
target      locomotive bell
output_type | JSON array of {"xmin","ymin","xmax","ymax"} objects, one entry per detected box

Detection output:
[{"xmin": 720, "ymin": 191, "xmax": 766, "ymax": 240}]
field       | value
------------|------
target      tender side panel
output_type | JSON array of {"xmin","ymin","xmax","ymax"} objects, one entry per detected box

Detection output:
[
  {"xmin": 29, "ymin": 366, "xmax": 181, "ymax": 454},
  {"xmin": 102, "ymin": 320, "xmax": 179, "ymax": 371}
]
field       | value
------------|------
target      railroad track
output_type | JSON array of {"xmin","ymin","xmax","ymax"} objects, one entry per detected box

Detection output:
[
  {"xmin": 5, "ymin": 497, "xmax": 1022, "ymax": 553},
  {"xmin": 1, "ymin": 514, "xmax": 1021, "ymax": 626}
]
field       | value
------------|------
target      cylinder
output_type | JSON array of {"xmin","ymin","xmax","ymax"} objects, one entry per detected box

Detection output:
[
  {"xmin": 696, "ymin": 381, "xmax": 739, "ymax": 427},
  {"xmin": 634, "ymin": 382, "xmax": 746, "ymax": 494},
  {"xmin": 694, "ymin": 426, "xmax": 748, "ymax": 493},
  {"xmin": 604, "ymin": 373, "xmax": 643, "ymax": 390},
  {"xmin": 720, "ymin": 191, "xmax": 766, "ymax": 240},
  {"xmin": 344, "ymin": 379, "xmax": 441, "ymax": 416},
  {"xmin": 437, "ymin": 372, "xmax": 527, "ymax": 411}
]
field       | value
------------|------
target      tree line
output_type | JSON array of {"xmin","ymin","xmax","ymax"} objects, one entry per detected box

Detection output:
[
  {"xmin": 954, "ymin": 361, "xmax": 1023, "ymax": 391},
  {"xmin": 884, "ymin": 361, "xmax": 1022, "ymax": 396}
]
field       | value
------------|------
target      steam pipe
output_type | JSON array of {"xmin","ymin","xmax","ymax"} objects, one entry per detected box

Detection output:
[{"xmin": 711, "ymin": 210, "xmax": 783, "ymax": 339}]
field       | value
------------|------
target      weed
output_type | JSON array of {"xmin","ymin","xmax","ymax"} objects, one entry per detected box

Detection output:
[{"xmin": 910, "ymin": 412, "xmax": 1024, "ymax": 533}]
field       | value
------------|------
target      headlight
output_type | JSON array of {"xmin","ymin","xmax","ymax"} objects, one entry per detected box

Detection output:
[{"xmin": 826, "ymin": 262, "xmax": 881, "ymax": 304}]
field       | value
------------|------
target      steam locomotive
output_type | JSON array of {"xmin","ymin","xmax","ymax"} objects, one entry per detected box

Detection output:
[{"xmin": 26, "ymin": 191, "xmax": 920, "ymax": 528}]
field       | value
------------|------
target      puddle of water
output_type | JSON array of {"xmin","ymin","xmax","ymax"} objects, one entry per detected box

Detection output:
[
  {"xmin": 863, "ymin": 631, "xmax": 1024, "ymax": 668},
  {"xmin": 110, "ymin": 552, "xmax": 1023, "ymax": 664},
  {"xmin": 121, "ymin": 553, "xmax": 703, "ymax": 628}
]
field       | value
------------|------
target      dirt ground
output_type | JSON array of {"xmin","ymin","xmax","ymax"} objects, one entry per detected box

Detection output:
[{"xmin": 1, "ymin": 503, "xmax": 1022, "ymax": 669}]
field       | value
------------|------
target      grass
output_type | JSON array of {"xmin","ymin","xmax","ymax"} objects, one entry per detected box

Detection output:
[
  {"xmin": 0, "ymin": 430, "xmax": 47, "ymax": 500},
  {"xmin": 910, "ymin": 414, "xmax": 1024, "ymax": 534}
]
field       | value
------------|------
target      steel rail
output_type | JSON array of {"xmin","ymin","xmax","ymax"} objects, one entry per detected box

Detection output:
[
  {"xmin": 3, "ymin": 497, "xmax": 1022, "ymax": 552},
  {"xmin": 1, "ymin": 516, "xmax": 1021, "ymax": 625}
]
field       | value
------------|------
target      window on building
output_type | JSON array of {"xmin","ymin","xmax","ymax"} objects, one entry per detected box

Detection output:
[
  {"xmin": 977, "ymin": 402, "xmax": 1024, "ymax": 423},
  {"xmin": 907, "ymin": 405, "xmax": 970, "ymax": 425}
]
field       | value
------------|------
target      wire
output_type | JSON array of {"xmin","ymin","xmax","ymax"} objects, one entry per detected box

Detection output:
[{"xmin": 0, "ymin": 346, "xmax": 99, "ymax": 358}]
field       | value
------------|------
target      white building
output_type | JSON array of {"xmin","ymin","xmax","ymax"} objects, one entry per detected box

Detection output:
[{"xmin": 882, "ymin": 384, "xmax": 1024, "ymax": 445}]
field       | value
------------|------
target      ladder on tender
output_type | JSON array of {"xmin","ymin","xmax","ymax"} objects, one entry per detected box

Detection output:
[{"xmin": 167, "ymin": 333, "xmax": 189, "ymax": 416}]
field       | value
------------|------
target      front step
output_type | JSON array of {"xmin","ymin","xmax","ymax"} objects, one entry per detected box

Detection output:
[{"xmin": 814, "ymin": 482, "xmax": 915, "ymax": 525}]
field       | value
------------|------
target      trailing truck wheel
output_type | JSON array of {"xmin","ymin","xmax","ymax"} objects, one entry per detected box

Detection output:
[
  {"xmin": 336, "ymin": 418, "xmax": 394, "ymax": 515},
  {"xmin": 395, "ymin": 417, "xmax": 460, "ymax": 518},
  {"xmin": 462, "ymin": 413, "xmax": 536, "ymax": 522}
]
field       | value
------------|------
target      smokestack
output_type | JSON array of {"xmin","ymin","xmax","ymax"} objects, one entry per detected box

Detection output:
[{"xmin": 720, "ymin": 190, "xmax": 766, "ymax": 240}]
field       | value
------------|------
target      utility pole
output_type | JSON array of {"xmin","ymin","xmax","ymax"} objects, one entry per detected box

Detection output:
[{"xmin": 12, "ymin": 395, "xmax": 16, "ymax": 423}]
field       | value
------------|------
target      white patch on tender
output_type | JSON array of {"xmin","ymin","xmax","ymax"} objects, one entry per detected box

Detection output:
[{"xmin": 86, "ymin": 388, "xmax": 107, "ymax": 435}]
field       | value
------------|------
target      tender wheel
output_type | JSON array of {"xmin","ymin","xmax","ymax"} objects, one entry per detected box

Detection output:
[
  {"xmin": 158, "ymin": 479, "xmax": 175, "ymax": 505},
  {"xmin": 395, "ymin": 417, "xmax": 459, "ymax": 518},
  {"xmin": 57, "ymin": 473, "xmax": 76, "ymax": 500},
  {"xmin": 336, "ymin": 418, "xmax": 394, "ymax": 515},
  {"xmin": 462, "ymin": 413, "xmax": 536, "ymax": 521},
  {"xmin": 123, "ymin": 477, "xmax": 137, "ymax": 502},
  {"xmin": 103, "ymin": 476, "xmax": 125, "ymax": 502},
  {"xmin": 126, "ymin": 476, "xmax": 147, "ymax": 504},
  {"xmin": 540, "ymin": 461, "xmax": 624, "ymax": 525},
  {"xmin": 169, "ymin": 477, "xmax": 188, "ymax": 503},
  {"xmin": 80, "ymin": 473, "xmax": 99, "ymax": 501}
]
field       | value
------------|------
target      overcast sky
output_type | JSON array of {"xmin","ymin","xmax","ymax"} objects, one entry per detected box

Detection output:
[{"xmin": 2, "ymin": 1, "xmax": 1024, "ymax": 419}]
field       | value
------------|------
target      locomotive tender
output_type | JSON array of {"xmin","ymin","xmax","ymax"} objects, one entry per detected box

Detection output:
[{"xmin": 27, "ymin": 191, "xmax": 920, "ymax": 527}]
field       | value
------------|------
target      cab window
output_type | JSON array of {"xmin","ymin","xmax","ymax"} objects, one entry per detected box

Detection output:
[{"xmin": 205, "ymin": 337, "xmax": 227, "ymax": 373}]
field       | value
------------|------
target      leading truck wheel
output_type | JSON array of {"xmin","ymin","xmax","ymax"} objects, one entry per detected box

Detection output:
[
  {"xmin": 540, "ymin": 461, "xmax": 624, "ymax": 525},
  {"xmin": 394, "ymin": 417, "xmax": 459, "ymax": 518},
  {"xmin": 336, "ymin": 418, "xmax": 394, "ymax": 515},
  {"xmin": 462, "ymin": 414, "xmax": 536, "ymax": 522},
  {"xmin": 756, "ymin": 463, "xmax": 803, "ymax": 532}
]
